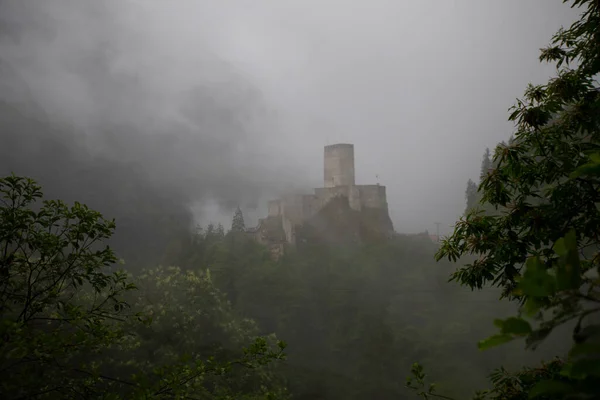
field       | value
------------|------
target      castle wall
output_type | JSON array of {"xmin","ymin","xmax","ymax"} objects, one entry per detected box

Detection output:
[
  {"xmin": 246, "ymin": 215, "xmax": 287, "ymax": 245},
  {"xmin": 348, "ymin": 185, "xmax": 361, "ymax": 211},
  {"xmin": 281, "ymin": 194, "xmax": 307, "ymax": 225},
  {"xmin": 356, "ymin": 184, "xmax": 388, "ymax": 210},
  {"xmin": 312, "ymin": 185, "xmax": 362, "ymax": 212},
  {"xmin": 301, "ymin": 194, "xmax": 319, "ymax": 220},
  {"xmin": 314, "ymin": 186, "xmax": 350, "ymax": 209},
  {"xmin": 281, "ymin": 215, "xmax": 295, "ymax": 245},
  {"xmin": 324, "ymin": 144, "xmax": 355, "ymax": 188},
  {"xmin": 268, "ymin": 200, "xmax": 281, "ymax": 217}
]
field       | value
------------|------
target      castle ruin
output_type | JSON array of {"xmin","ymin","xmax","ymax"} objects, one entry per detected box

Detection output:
[{"xmin": 246, "ymin": 144, "xmax": 393, "ymax": 257}]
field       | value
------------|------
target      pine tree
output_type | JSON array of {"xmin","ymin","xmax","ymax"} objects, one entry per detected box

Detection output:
[
  {"xmin": 480, "ymin": 147, "xmax": 492, "ymax": 182},
  {"xmin": 231, "ymin": 207, "xmax": 245, "ymax": 233},
  {"xmin": 216, "ymin": 223, "xmax": 225, "ymax": 237},
  {"xmin": 205, "ymin": 223, "xmax": 217, "ymax": 243},
  {"xmin": 206, "ymin": 223, "xmax": 215, "ymax": 236},
  {"xmin": 464, "ymin": 179, "xmax": 478, "ymax": 214}
]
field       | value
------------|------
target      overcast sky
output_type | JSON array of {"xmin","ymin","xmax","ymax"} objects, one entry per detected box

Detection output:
[{"xmin": 0, "ymin": 0, "xmax": 580, "ymax": 234}]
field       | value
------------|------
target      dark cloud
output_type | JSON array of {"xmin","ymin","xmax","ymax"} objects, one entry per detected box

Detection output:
[
  {"xmin": 0, "ymin": 0, "xmax": 306, "ymax": 263},
  {"xmin": 0, "ymin": 0, "xmax": 581, "ymax": 247}
]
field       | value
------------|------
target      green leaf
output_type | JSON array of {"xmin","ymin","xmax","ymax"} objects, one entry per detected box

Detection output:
[
  {"xmin": 477, "ymin": 334, "xmax": 514, "ymax": 351},
  {"xmin": 554, "ymin": 230, "xmax": 581, "ymax": 290},
  {"xmin": 589, "ymin": 153, "xmax": 600, "ymax": 163},
  {"xmin": 518, "ymin": 257, "xmax": 556, "ymax": 297},
  {"xmin": 570, "ymin": 162, "xmax": 600, "ymax": 178},
  {"xmin": 570, "ymin": 358, "xmax": 600, "ymax": 378},
  {"xmin": 563, "ymin": 229, "xmax": 577, "ymax": 251},
  {"xmin": 554, "ymin": 237, "xmax": 568, "ymax": 257},
  {"xmin": 522, "ymin": 297, "xmax": 543, "ymax": 317},
  {"xmin": 493, "ymin": 319, "xmax": 504, "ymax": 329},
  {"xmin": 498, "ymin": 317, "xmax": 532, "ymax": 335},
  {"xmin": 559, "ymin": 363, "xmax": 573, "ymax": 378},
  {"xmin": 528, "ymin": 380, "xmax": 573, "ymax": 399}
]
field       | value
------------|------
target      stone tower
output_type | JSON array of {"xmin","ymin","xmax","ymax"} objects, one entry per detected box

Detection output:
[
  {"xmin": 246, "ymin": 143, "xmax": 394, "ymax": 256},
  {"xmin": 324, "ymin": 143, "xmax": 355, "ymax": 188}
]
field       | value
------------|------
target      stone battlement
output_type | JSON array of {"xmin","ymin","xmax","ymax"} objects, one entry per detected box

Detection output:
[{"xmin": 324, "ymin": 143, "xmax": 354, "ymax": 150}]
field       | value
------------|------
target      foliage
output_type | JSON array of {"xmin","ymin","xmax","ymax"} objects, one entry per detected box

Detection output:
[
  {"xmin": 231, "ymin": 207, "xmax": 246, "ymax": 233},
  {"xmin": 0, "ymin": 175, "xmax": 554, "ymax": 399},
  {"xmin": 412, "ymin": 229, "xmax": 599, "ymax": 399},
  {"xmin": 484, "ymin": 359, "xmax": 569, "ymax": 400},
  {"xmin": 0, "ymin": 175, "xmax": 287, "ymax": 399},
  {"xmin": 120, "ymin": 265, "xmax": 289, "ymax": 400},
  {"xmin": 436, "ymin": 0, "xmax": 600, "ymax": 297},
  {"xmin": 407, "ymin": 362, "xmax": 486, "ymax": 400},
  {"xmin": 177, "ymin": 223, "xmax": 530, "ymax": 399},
  {"xmin": 0, "ymin": 174, "xmax": 137, "ymax": 398},
  {"xmin": 474, "ymin": 231, "xmax": 599, "ymax": 399},
  {"xmin": 465, "ymin": 179, "xmax": 478, "ymax": 215},
  {"xmin": 407, "ymin": 359, "xmax": 570, "ymax": 400},
  {"xmin": 479, "ymin": 148, "xmax": 492, "ymax": 183},
  {"xmin": 417, "ymin": 1, "xmax": 600, "ymax": 399}
]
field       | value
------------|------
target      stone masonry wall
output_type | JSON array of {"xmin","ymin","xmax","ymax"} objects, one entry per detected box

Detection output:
[
  {"xmin": 356, "ymin": 184, "xmax": 388, "ymax": 210},
  {"xmin": 324, "ymin": 144, "xmax": 355, "ymax": 188}
]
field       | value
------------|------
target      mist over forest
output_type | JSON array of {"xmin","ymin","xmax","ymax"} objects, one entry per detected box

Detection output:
[{"xmin": 1, "ymin": 1, "xmax": 599, "ymax": 399}]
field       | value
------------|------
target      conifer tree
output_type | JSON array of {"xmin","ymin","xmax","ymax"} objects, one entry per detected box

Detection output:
[
  {"xmin": 231, "ymin": 207, "xmax": 246, "ymax": 233},
  {"xmin": 206, "ymin": 223, "xmax": 215, "ymax": 237},
  {"xmin": 464, "ymin": 179, "xmax": 478, "ymax": 214},
  {"xmin": 479, "ymin": 147, "xmax": 492, "ymax": 182},
  {"xmin": 216, "ymin": 223, "xmax": 225, "ymax": 237}
]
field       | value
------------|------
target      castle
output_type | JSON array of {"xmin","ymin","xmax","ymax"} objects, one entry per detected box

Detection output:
[{"xmin": 246, "ymin": 144, "xmax": 393, "ymax": 258}]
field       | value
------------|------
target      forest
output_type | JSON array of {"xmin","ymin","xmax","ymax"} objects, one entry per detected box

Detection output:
[{"xmin": 1, "ymin": 0, "xmax": 600, "ymax": 399}]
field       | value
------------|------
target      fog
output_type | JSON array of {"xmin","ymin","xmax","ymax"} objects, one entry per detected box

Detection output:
[
  {"xmin": 1, "ymin": 2, "xmax": 591, "ymax": 398},
  {"xmin": 0, "ymin": 0, "xmax": 578, "ymax": 235}
]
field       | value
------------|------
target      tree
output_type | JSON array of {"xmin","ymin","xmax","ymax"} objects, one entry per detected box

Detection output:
[
  {"xmin": 0, "ymin": 174, "xmax": 138, "ymax": 398},
  {"xmin": 437, "ymin": 0, "xmax": 600, "ymax": 300},
  {"xmin": 122, "ymin": 266, "xmax": 289, "ymax": 400},
  {"xmin": 479, "ymin": 147, "xmax": 492, "ymax": 183},
  {"xmin": 0, "ymin": 175, "xmax": 288, "ymax": 399},
  {"xmin": 464, "ymin": 179, "xmax": 478, "ymax": 214},
  {"xmin": 216, "ymin": 223, "xmax": 225, "ymax": 237},
  {"xmin": 428, "ymin": 0, "xmax": 600, "ymax": 398},
  {"xmin": 231, "ymin": 207, "xmax": 246, "ymax": 233}
]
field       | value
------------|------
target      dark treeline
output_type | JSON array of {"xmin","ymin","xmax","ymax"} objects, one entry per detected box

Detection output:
[
  {"xmin": 171, "ymin": 220, "xmax": 568, "ymax": 399},
  {"xmin": 0, "ymin": 175, "xmax": 561, "ymax": 399}
]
